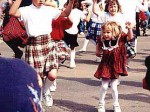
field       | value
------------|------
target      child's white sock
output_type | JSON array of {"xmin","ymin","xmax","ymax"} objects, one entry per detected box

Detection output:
[
  {"xmin": 99, "ymin": 79, "xmax": 109, "ymax": 105},
  {"xmin": 43, "ymin": 78, "xmax": 53, "ymax": 95},
  {"xmin": 50, "ymin": 79, "xmax": 57, "ymax": 92},
  {"xmin": 79, "ymin": 38, "xmax": 89, "ymax": 51},
  {"xmin": 111, "ymin": 79, "xmax": 119, "ymax": 106},
  {"xmin": 70, "ymin": 49, "xmax": 76, "ymax": 68}
]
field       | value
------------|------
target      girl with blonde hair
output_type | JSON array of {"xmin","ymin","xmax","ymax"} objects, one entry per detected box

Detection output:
[{"xmin": 95, "ymin": 21, "xmax": 133, "ymax": 112}]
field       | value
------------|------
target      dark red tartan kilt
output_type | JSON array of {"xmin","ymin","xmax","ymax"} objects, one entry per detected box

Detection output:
[
  {"xmin": 2, "ymin": 16, "xmax": 28, "ymax": 45},
  {"xmin": 143, "ymin": 78, "xmax": 150, "ymax": 91}
]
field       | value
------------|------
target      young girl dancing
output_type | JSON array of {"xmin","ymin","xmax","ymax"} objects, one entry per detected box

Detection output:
[
  {"xmin": 94, "ymin": 21, "xmax": 134, "ymax": 112},
  {"xmin": 9, "ymin": 0, "xmax": 75, "ymax": 108}
]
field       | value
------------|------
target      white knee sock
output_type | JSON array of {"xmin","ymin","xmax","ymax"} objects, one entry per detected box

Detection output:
[
  {"xmin": 134, "ymin": 38, "xmax": 137, "ymax": 53},
  {"xmin": 70, "ymin": 49, "xmax": 75, "ymax": 63},
  {"xmin": 82, "ymin": 38, "xmax": 89, "ymax": 50},
  {"xmin": 111, "ymin": 79, "xmax": 119, "ymax": 106},
  {"xmin": 99, "ymin": 79, "xmax": 109, "ymax": 105},
  {"xmin": 70, "ymin": 49, "xmax": 76, "ymax": 67},
  {"xmin": 50, "ymin": 79, "xmax": 57, "ymax": 89},
  {"xmin": 43, "ymin": 78, "xmax": 53, "ymax": 95},
  {"xmin": 52, "ymin": 79, "xmax": 56, "ymax": 87}
]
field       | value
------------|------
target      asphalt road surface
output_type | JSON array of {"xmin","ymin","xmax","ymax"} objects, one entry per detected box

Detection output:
[{"xmin": 0, "ymin": 33, "xmax": 150, "ymax": 112}]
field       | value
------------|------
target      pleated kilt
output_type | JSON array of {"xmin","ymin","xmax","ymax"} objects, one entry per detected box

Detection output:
[
  {"xmin": 53, "ymin": 40, "xmax": 70, "ymax": 59},
  {"xmin": 25, "ymin": 35, "xmax": 58, "ymax": 78},
  {"xmin": 86, "ymin": 21, "xmax": 102, "ymax": 43},
  {"xmin": 2, "ymin": 16, "xmax": 28, "ymax": 46},
  {"xmin": 25, "ymin": 35, "xmax": 70, "ymax": 78}
]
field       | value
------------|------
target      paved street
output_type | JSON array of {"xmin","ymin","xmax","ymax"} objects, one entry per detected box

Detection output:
[{"xmin": 0, "ymin": 33, "xmax": 150, "ymax": 112}]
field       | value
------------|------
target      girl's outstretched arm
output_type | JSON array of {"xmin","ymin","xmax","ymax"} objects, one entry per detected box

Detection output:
[
  {"xmin": 60, "ymin": 0, "xmax": 75, "ymax": 17},
  {"xmin": 92, "ymin": 0, "xmax": 99, "ymax": 16},
  {"xmin": 84, "ymin": 9, "xmax": 91, "ymax": 22},
  {"xmin": 96, "ymin": 36, "xmax": 103, "ymax": 57},
  {"xmin": 9, "ymin": 0, "xmax": 21, "ymax": 17},
  {"xmin": 126, "ymin": 22, "xmax": 134, "ymax": 41}
]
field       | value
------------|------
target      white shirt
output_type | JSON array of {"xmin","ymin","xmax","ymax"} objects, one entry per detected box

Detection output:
[
  {"xmin": 65, "ymin": 8, "xmax": 86, "ymax": 34},
  {"xmin": 19, "ymin": 4, "xmax": 61, "ymax": 37},
  {"xmin": 98, "ymin": 12, "xmax": 127, "ymax": 33},
  {"xmin": 88, "ymin": 4, "xmax": 103, "ymax": 23},
  {"xmin": 148, "ymin": 0, "xmax": 150, "ymax": 7},
  {"xmin": 118, "ymin": 0, "xmax": 148, "ymax": 24}
]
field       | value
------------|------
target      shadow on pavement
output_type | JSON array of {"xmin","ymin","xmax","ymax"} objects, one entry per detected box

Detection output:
[
  {"xmin": 119, "ymin": 93, "xmax": 150, "ymax": 104},
  {"xmin": 127, "ymin": 68, "xmax": 146, "ymax": 73},
  {"xmin": 58, "ymin": 76, "xmax": 101, "ymax": 87},
  {"xmin": 52, "ymin": 99, "xmax": 97, "ymax": 112},
  {"xmin": 121, "ymin": 81, "xmax": 142, "ymax": 88}
]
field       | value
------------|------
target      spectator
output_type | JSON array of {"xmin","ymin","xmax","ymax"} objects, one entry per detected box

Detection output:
[{"xmin": 0, "ymin": 56, "xmax": 42, "ymax": 112}]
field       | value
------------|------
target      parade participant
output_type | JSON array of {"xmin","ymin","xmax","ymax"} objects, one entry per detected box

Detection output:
[
  {"xmin": 0, "ymin": 56, "xmax": 42, "ymax": 112},
  {"xmin": 9, "ymin": 0, "xmax": 75, "ymax": 107},
  {"xmin": 64, "ymin": 0, "xmax": 91, "ymax": 68},
  {"xmin": 94, "ymin": 21, "xmax": 133, "ymax": 112},
  {"xmin": 49, "ymin": 15, "xmax": 73, "ymax": 92}
]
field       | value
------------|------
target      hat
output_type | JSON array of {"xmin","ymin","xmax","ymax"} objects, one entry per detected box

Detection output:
[{"xmin": 0, "ymin": 57, "xmax": 42, "ymax": 112}]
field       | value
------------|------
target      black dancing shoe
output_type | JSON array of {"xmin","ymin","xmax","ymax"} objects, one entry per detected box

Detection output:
[{"xmin": 15, "ymin": 51, "xmax": 23, "ymax": 59}]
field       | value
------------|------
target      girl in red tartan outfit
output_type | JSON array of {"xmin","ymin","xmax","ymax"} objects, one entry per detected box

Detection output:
[
  {"xmin": 94, "ymin": 21, "xmax": 134, "ymax": 112},
  {"xmin": 51, "ymin": 16, "xmax": 72, "ymax": 61},
  {"xmin": 2, "ymin": 0, "xmax": 32, "ymax": 59},
  {"xmin": 48, "ymin": 16, "xmax": 73, "ymax": 92}
]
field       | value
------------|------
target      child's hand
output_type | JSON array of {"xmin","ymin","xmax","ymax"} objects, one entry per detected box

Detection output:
[{"xmin": 125, "ymin": 22, "xmax": 135, "ymax": 29}]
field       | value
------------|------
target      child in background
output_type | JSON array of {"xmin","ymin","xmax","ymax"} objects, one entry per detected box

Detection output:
[
  {"xmin": 95, "ymin": 21, "xmax": 133, "ymax": 112},
  {"xmin": 64, "ymin": 0, "xmax": 91, "ymax": 68},
  {"xmin": 78, "ymin": 1, "xmax": 88, "ymax": 35},
  {"xmin": 0, "ymin": 0, "xmax": 6, "ymax": 27},
  {"xmin": 0, "ymin": 0, "xmax": 10, "ymax": 36},
  {"xmin": 139, "ymin": 10, "xmax": 148, "ymax": 36},
  {"xmin": 78, "ymin": 0, "xmax": 104, "ymax": 62},
  {"xmin": 2, "ymin": 0, "xmax": 32, "ymax": 59},
  {"xmin": 51, "ymin": 16, "xmax": 72, "ymax": 62},
  {"xmin": 49, "ymin": 16, "xmax": 73, "ymax": 92}
]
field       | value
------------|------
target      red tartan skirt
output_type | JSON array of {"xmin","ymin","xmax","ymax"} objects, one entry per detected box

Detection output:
[
  {"xmin": 143, "ymin": 78, "xmax": 150, "ymax": 91},
  {"xmin": 2, "ymin": 16, "xmax": 28, "ymax": 45},
  {"xmin": 25, "ymin": 35, "xmax": 59, "ymax": 78}
]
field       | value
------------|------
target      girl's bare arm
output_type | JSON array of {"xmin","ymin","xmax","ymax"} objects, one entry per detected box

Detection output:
[
  {"xmin": 84, "ymin": 9, "xmax": 91, "ymax": 22},
  {"xmin": 9, "ymin": 0, "xmax": 21, "ymax": 17},
  {"xmin": 92, "ymin": 0, "xmax": 99, "ymax": 16},
  {"xmin": 96, "ymin": 36, "xmax": 103, "ymax": 57},
  {"xmin": 126, "ymin": 22, "xmax": 134, "ymax": 41},
  {"xmin": 60, "ymin": 0, "xmax": 75, "ymax": 17}
]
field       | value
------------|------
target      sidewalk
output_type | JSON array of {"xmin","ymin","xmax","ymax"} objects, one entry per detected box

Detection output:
[{"xmin": 0, "ymin": 34, "xmax": 150, "ymax": 112}]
